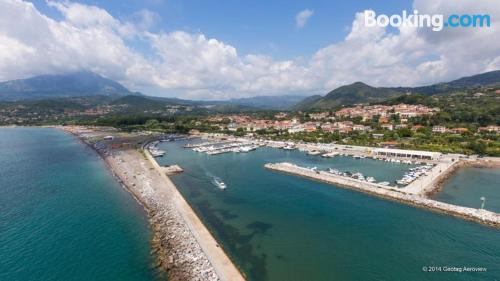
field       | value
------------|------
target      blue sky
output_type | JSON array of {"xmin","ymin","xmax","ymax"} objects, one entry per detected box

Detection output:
[
  {"xmin": 2, "ymin": 0, "xmax": 499, "ymax": 99},
  {"xmin": 29, "ymin": 0, "xmax": 413, "ymax": 59}
]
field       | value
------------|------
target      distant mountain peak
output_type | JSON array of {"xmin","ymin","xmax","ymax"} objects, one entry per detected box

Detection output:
[{"xmin": 0, "ymin": 71, "xmax": 131, "ymax": 101}]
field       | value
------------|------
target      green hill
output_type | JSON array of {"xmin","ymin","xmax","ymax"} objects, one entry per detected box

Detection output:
[
  {"xmin": 297, "ymin": 82, "xmax": 404, "ymax": 110},
  {"xmin": 294, "ymin": 70, "xmax": 500, "ymax": 110}
]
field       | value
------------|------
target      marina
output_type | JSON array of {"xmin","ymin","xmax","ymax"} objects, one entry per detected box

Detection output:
[
  {"xmin": 185, "ymin": 139, "xmax": 261, "ymax": 155},
  {"xmin": 265, "ymin": 162, "xmax": 500, "ymax": 227},
  {"xmin": 187, "ymin": 134, "xmax": 447, "ymax": 167},
  {"xmin": 156, "ymin": 139, "xmax": 500, "ymax": 281},
  {"xmin": 147, "ymin": 141, "xmax": 167, "ymax": 157}
]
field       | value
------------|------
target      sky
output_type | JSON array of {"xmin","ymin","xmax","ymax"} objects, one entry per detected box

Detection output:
[{"xmin": 0, "ymin": 0, "xmax": 499, "ymax": 99}]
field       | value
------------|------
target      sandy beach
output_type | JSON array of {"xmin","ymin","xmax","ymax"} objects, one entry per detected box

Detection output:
[{"xmin": 63, "ymin": 126, "xmax": 245, "ymax": 281}]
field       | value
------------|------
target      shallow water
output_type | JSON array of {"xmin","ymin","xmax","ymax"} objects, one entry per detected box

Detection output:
[
  {"xmin": 0, "ymin": 128, "xmax": 163, "ymax": 281},
  {"xmin": 433, "ymin": 167, "xmax": 500, "ymax": 213},
  {"xmin": 157, "ymin": 140, "xmax": 500, "ymax": 281}
]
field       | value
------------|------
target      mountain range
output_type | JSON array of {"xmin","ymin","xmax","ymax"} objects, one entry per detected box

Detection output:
[
  {"xmin": 0, "ymin": 70, "xmax": 499, "ymax": 111},
  {"xmin": 293, "ymin": 70, "xmax": 500, "ymax": 110},
  {"xmin": 0, "ymin": 71, "xmax": 133, "ymax": 101}
]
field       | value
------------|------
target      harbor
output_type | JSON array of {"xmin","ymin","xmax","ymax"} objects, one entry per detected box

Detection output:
[
  {"xmin": 264, "ymin": 162, "xmax": 500, "ymax": 228},
  {"xmin": 184, "ymin": 139, "xmax": 261, "ymax": 155},
  {"xmin": 46, "ymin": 128, "xmax": 500, "ymax": 280},
  {"xmin": 155, "ymin": 138, "xmax": 500, "ymax": 281}
]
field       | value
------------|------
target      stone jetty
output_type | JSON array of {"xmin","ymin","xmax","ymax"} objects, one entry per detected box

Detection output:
[
  {"xmin": 63, "ymin": 126, "xmax": 245, "ymax": 281},
  {"xmin": 265, "ymin": 162, "xmax": 500, "ymax": 228}
]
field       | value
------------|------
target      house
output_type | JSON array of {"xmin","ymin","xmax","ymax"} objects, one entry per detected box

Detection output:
[
  {"xmin": 372, "ymin": 133, "xmax": 384, "ymax": 139},
  {"xmin": 353, "ymin": 124, "xmax": 368, "ymax": 131},
  {"xmin": 381, "ymin": 124, "xmax": 394, "ymax": 131},
  {"xmin": 448, "ymin": 127, "xmax": 469, "ymax": 134},
  {"xmin": 379, "ymin": 116, "xmax": 390, "ymax": 124},
  {"xmin": 288, "ymin": 125, "xmax": 305, "ymax": 134},
  {"xmin": 309, "ymin": 112, "xmax": 329, "ymax": 120},
  {"xmin": 432, "ymin": 126, "xmax": 446, "ymax": 133},
  {"xmin": 274, "ymin": 112, "xmax": 288, "ymax": 119},
  {"xmin": 412, "ymin": 125, "xmax": 425, "ymax": 131},
  {"xmin": 379, "ymin": 141, "xmax": 399, "ymax": 148},
  {"xmin": 477, "ymin": 125, "xmax": 500, "ymax": 133}
]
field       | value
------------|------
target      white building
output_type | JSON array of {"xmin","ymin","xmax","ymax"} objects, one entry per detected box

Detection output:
[{"xmin": 373, "ymin": 148, "xmax": 441, "ymax": 160}]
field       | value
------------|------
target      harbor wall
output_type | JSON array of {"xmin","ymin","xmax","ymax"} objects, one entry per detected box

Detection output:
[
  {"xmin": 143, "ymin": 145, "xmax": 246, "ymax": 281},
  {"xmin": 265, "ymin": 162, "xmax": 500, "ymax": 228},
  {"xmin": 63, "ymin": 127, "xmax": 245, "ymax": 281}
]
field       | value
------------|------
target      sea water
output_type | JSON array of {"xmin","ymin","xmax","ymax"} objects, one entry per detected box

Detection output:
[
  {"xmin": 434, "ymin": 167, "xmax": 500, "ymax": 213},
  {"xmin": 0, "ymin": 128, "xmax": 163, "ymax": 281},
  {"xmin": 157, "ymin": 140, "xmax": 500, "ymax": 281}
]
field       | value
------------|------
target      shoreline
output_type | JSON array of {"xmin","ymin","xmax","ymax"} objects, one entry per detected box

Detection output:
[
  {"xmin": 62, "ymin": 127, "xmax": 245, "ymax": 281},
  {"xmin": 265, "ymin": 162, "xmax": 500, "ymax": 228},
  {"xmin": 426, "ymin": 158, "xmax": 500, "ymax": 197}
]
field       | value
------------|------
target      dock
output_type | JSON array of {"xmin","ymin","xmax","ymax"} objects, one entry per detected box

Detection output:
[
  {"xmin": 265, "ymin": 162, "xmax": 500, "ymax": 228},
  {"xmin": 161, "ymin": 164, "xmax": 184, "ymax": 175}
]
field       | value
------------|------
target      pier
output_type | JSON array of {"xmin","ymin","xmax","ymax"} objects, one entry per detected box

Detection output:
[
  {"xmin": 265, "ymin": 162, "xmax": 500, "ymax": 228},
  {"xmin": 144, "ymin": 148, "xmax": 245, "ymax": 281}
]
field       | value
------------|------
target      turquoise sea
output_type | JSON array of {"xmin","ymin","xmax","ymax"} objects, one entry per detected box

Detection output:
[
  {"xmin": 157, "ymin": 139, "xmax": 500, "ymax": 281},
  {"xmin": 0, "ymin": 128, "xmax": 163, "ymax": 281},
  {"xmin": 434, "ymin": 167, "xmax": 500, "ymax": 213}
]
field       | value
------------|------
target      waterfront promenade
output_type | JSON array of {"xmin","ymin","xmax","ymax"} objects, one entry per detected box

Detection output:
[{"xmin": 265, "ymin": 162, "xmax": 500, "ymax": 228}]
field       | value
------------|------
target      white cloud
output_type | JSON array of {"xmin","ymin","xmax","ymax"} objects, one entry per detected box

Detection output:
[
  {"xmin": 295, "ymin": 9, "xmax": 314, "ymax": 28},
  {"xmin": 0, "ymin": 0, "xmax": 498, "ymax": 100}
]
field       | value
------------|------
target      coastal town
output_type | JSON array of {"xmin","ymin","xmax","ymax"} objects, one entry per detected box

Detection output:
[
  {"xmin": 2, "ymin": 1, "xmax": 500, "ymax": 281},
  {"xmin": 204, "ymin": 103, "xmax": 499, "ymax": 137}
]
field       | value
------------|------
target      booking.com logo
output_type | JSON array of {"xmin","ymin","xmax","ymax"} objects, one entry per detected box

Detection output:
[{"xmin": 364, "ymin": 10, "xmax": 491, "ymax": 31}]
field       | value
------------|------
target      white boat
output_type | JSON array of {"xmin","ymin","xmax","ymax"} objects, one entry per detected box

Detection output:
[
  {"xmin": 351, "ymin": 172, "xmax": 364, "ymax": 180},
  {"xmin": 328, "ymin": 168, "xmax": 341, "ymax": 175},
  {"xmin": 283, "ymin": 145, "xmax": 295, "ymax": 150},
  {"xmin": 379, "ymin": 181, "xmax": 390, "ymax": 186},
  {"xmin": 239, "ymin": 145, "xmax": 256, "ymax": 152},
  {"xmin": 307, "ymin": 150, "xmax": 321, "ymax": 155},
  {"xmin": 149, "ymin": 148, "xmax": 166, "ymax": 157},
  {"xmin": 213, "ymin": 178, "xmax": 227, "ymax": 190},
  {"xmin": 366, "ymin": 176, "xmax": 375, "ymax": 183}
]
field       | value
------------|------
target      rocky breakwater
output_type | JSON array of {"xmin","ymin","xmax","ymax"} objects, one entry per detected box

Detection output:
[
  {"xmin": 63, "ymin": 127, "xmax": 244, "ymax": 281},
  {"xmin": 103, "ymin": 150, "xmax": 221, "ymax": 280},
  {"xmin": 265, "ymin": 162, "xmax": 500, "ymax": 228}
]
